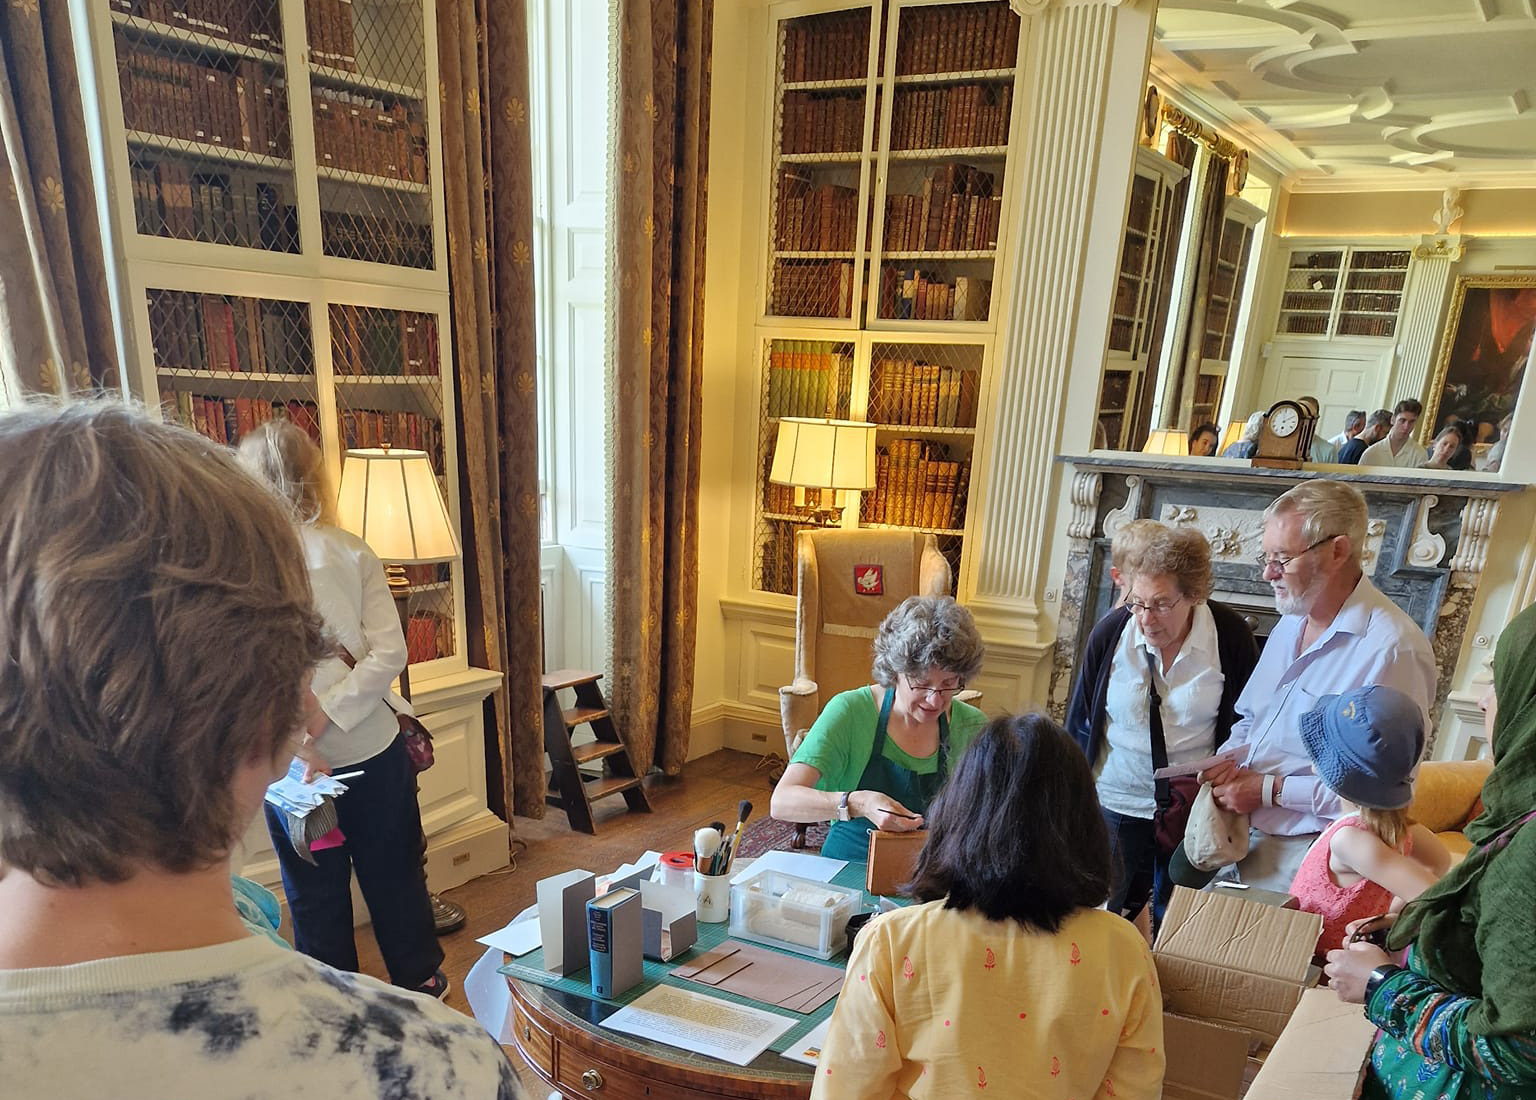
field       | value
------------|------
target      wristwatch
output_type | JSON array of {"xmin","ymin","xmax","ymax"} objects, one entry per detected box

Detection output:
[
  {"xmin": 1364, "ymin": 963, "xmax": 1402, "ymax": 1006},
  {"xmin": 836, "ymin": 791, "xmax": 852, "ymax": 822}
]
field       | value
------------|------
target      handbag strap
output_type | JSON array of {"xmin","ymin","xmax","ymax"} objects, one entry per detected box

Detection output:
[
  {"xmin": 1143, "ymin": 649, "xmax": 1172, "ymax": 810},
  {"xmin": 332, "ymin": 643, "xmax": 402, "ymax": 717}
]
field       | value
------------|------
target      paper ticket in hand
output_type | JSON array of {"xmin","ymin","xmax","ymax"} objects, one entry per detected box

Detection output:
[{"xmin": 1152, "ymin": 746, "xmax": 1246, "ymax": 780}]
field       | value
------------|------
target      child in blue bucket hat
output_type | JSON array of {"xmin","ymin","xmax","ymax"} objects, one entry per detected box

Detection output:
[{"xmin": 1289, "ymin": 685, "xmax": 1452, "ymax": 957}]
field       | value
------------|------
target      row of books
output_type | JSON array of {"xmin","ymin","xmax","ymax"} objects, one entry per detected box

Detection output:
[
  {"xmin": 118, "ymin": 45, "xmax": 291, "ymax": 158},
  {"xmin": 869, "ymin": 362, "xmax": 980, "ymax": 429},
  {"xmin": 775, "ymin": 172, "xmax": 858, "ymax": 252},
  {"xmin": 330, "ymin": 306, "xmax": 440, "ymax": 377},
  {"xmin": 402, "ymin": 563, "xmax": 449, "ymax": 586},
  {"xmin": 770, "ymin": 259, "xmax": 857, "ymax": 318},
  {"xmin": 149, "ymin": 290, "xmax": 312, "ymax": 375},
  {"xmin": 781, "ymin": 9, "xmax": 869, "ymax": 84},
  {"xmin": 759, "ymin": 520, "xmax": 818, "ymax": 595},
  {"xmin": 894, "ymin": 2, "xmax": 1019, "ymax": 75},
  {"xmin": 131, "ymin": 160, "xmax": 298, "ymax": 251},
  {"xmin": 338, "ymin": 409, "xmax": 444, "ymax": 470},
  {"xmin": 780, "ymin": 91, "xmax": 865, "ymax": 156},
  {"xmin": 313, "ymin": 91, "xmax": 428, "ymax": 183},
  {"xmin": 321, "ymin": 210, "xmax": 433, "ymax": 267},
  {"xmin": 765, "ymin": 341, "xmax": 854, "ymax": 419},
  {"xmin": 879, "ymin": 269, "xmax": 991, "ymax": 322},
  {"xmin": 304, "ymin": 0, "xmax": 357, "ymax": 71},
  {"xmin": 890, "ymin": 84, "xmax": 1012, "ymax": 150},
  {"xmin": 406, "ymin": 610, "xmax": 454, "ymax": 663},
  {"xmin": 160, "ymin": 391, "xmax": 321, "ymax": 446},
  {"xmin": 111, "ymin": 0, "xmax": 283, "ymax": 51},
  {"xmin": 883, "ymin": 164, "xmax": 1000, "ymax": 252},
  {"xmin": 863, "ymin": 441, "xmax": 971, "ymax": 531}
]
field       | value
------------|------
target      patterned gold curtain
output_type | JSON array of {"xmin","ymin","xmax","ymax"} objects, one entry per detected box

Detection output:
[
  {"xmin": 0, "ymin": 0, "xmax": 119, "ymax": 397},
  {"xmin": 608, "ymin": 0, "xmax": 713, "ymax": 775},
  {"xmin": 437, "ymin": 0, "xmax": 546, "ymax": 818}
]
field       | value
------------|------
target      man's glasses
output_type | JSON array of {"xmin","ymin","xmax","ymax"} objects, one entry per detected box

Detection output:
[
  {"xmin": 1125, "ymin": 596, "xmax": 1184, "ymax": 617},
  {"xmin": 1253, "ymin": 534, "xmax": 1340, "ymax": 572},
  {"xmin": 903, "ymin": 675, "xmax": 965, "ymax": 699}
]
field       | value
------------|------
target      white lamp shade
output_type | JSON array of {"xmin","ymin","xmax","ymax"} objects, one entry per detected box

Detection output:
[
  {"xmin": 1142, "ymin": 428, "xmax": 1189, "ymax": 456},
  {"xmin": 335, "ymin": 448, "xmax": 461, "ymax": 564},
  {"xmin": 769, "ymin": 418, "xmax": 877, "ymax": 490}
]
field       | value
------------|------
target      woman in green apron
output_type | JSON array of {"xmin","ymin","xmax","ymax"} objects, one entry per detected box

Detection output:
[{"xmin": 770, "ymin": 596, "xmax": 987, "ymax": 862}]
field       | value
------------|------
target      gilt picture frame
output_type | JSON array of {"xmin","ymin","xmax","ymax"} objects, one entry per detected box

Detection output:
[{"xmin": 1425, "ymin": 275, "xmax": 1536, "ymax": 443}]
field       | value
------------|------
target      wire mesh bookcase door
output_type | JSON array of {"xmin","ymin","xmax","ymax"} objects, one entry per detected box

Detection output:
[
  {"xmin": 111, "ymin": 0, "xmax": 299, "ymax": 252},
  {"xmin": 306, "ymin": 0, "xmax": 434, "ymax": 268},
  {"xmin": 862, "ymin": 339, "xmax": 985, "ymax": 592},
  {"xmin": 869, "ymin": 1, "xmax": 1021, "ymax": 326},
  {"xmin": 754, "ymin": 336, "xmax": 859, "ymax": 596},
  {"xmin": 328, "ymin": 303, "xmax": 455, "ymax": 665},
  {"xmin": 766, "ymin": 4, "xmax": 878, "ymax": 321},
  {"xmin": 148, "ymin": 287, "xmax": 318, "ymax": 446}
]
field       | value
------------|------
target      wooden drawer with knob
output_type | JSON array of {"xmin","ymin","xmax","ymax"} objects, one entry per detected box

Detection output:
[
  {"xmin": 510, "ymin": 995, "xmax": 553, "ymax": 1077},
  {"xmin": 553, "ymin": 1046, "xmax": 722, "ymax": 1100}
]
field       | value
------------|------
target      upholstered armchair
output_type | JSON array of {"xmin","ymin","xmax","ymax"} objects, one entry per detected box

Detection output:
[{"xmin": 779, "ymin": 529, "xmax": 964, "ymax": 847}]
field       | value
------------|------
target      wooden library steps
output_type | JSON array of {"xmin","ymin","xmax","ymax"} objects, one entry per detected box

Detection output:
[{"xmin": 541, "ymin": 669, "xmax": 653, "ymax": 834}]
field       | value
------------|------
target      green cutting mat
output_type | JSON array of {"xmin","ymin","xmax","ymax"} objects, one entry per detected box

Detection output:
[{"xmin": 498, "ymin": 862, "xmax": 881, "ymax": 1054}]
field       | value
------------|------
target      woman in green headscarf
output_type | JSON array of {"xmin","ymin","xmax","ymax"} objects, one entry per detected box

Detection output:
[{"xmin": 1325, "ymin": 601, "xmax": 1536, "ymax": 1099}]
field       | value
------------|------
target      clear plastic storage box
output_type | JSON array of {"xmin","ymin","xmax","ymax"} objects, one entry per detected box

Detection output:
[{"xmin": 728, "ymin": 868, "xmax": 863, "ymax": 960}]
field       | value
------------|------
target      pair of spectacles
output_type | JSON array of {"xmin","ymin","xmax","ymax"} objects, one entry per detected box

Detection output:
[
  {"xmin": 903, "ymin": 675, "xmax": 965, "ymax": 699},
  {"xmin": 1125, "ymin": 595, "xmax": 1184, "ymax": 617},
  {"xmin": 1253, "ymin": 534, "xmax": 1340, "ymax": 572}
]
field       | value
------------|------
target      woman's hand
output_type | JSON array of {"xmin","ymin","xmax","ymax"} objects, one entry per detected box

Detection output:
[
  {"xmin": 852, "ymin": 791, "xmax": 924, "ymax": 831},
  {"xmin": 1325, "ymin": 942, "xmax": 1392, "ymax": 1004}
]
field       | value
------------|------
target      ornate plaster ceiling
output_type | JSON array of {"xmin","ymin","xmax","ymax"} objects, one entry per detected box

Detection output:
[{"xmin": 1151, "ymin": 0, "xmax": 1536, "ymax": 191}]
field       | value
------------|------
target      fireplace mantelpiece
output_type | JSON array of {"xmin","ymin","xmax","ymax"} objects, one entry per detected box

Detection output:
[{"xmin": 1048, "ymin": 455, "xmax": 1529, "ymax": 754}]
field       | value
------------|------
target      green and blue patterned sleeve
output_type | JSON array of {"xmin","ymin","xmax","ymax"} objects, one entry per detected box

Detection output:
[{"xmin": 1368, "ymin": 960, "xmax": 1536, "ymax": 1087}]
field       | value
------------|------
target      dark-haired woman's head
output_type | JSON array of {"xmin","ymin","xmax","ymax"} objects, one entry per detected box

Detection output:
[{"xmin": 906, "ymin": 713, "xmax": 1111, "ymax": 931}]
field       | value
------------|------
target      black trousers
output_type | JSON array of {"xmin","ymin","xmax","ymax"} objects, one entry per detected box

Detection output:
[
  {"xmin": 1102, "ymin": 807, "xmax": 1175, "ymax": 932},
  {"xmin": 265, "ymin": 733, "xmax": 443, "ymax": 987}
]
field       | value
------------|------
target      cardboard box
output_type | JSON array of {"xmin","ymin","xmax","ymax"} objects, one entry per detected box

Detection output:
[
  {"xmin": 1245, "ymin": 987, "xmax": 1378, "ymax": 1100},
  {"xmin": 1161, "ymin": 1012, "xmax": 1251, "ymax": 1100}
]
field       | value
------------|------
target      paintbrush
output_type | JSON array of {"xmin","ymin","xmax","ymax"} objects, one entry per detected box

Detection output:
[
  {"xmin": 723, "ymin": 799, "xmax": 753, "ymax": 872},
  {"xmin": 693, "ymin": 826, "xmax": 722, "ymax": 877}
]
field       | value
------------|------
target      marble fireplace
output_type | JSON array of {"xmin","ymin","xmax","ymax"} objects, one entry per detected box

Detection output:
[{"xmin": 1047, "ymin": 455, "xmax": 1528, "ymax": 755}]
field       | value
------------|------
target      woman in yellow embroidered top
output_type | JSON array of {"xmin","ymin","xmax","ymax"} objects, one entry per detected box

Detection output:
[{"xmin": 812, "ymin": 713, "xmax": 1164, "ymax": 1099}]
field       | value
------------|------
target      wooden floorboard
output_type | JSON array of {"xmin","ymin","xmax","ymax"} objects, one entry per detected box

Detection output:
[{"xmin": 347, "ymin": 748, "xmax": 778, "ymax": 1092}]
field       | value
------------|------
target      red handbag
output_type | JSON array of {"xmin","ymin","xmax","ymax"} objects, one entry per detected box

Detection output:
[{"xmin": 334, "ymin": 645, "xmax": 435, "ymax": 774}]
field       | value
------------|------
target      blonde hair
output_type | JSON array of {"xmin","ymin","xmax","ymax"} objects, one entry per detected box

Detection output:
[
  {"xmin": 1356, "ymin": 805, "xmax": 1411, "ymax": 850},
  {"xmin": 1110, "ymin": 519, "xmax": 1162, "ymax": 576},
  {"xmin": 236, "ymin": 418, "xmax": 335, "ymax": 526},
  {"xmin": 1113, "ymin": 521, "xmax": 1213, "ymax": 602},
  {"xmin": 1264, "ymin": 480, "xmax": 1368, "ymax": 568},
  {"xmin": 0, "ymin": 400, "xmax": 328, "ymax": 886}
]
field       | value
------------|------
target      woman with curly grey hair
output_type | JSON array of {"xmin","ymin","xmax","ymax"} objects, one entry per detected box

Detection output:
[{"xmin": 770, "ymin": 595, "xmax": 985, "ymax": 861}]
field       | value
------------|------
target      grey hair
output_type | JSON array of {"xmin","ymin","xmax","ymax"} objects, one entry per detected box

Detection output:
[
  {"xmin": 1118, "ymin": 522, "xmax": 1213, "ymax": 602},
  {"xmin": 1367, "ymin": 408, "xmax": 1392, "ymax": 429},
  {"xmin": 1240, "ymin": 411, "xmax": 1265, "ymax": 441},
  {"xmin": 871, "ymin": 596, "xmax": 985, "ymax": 688},
  {"xmin": 1264, "ymin": 479, "xmax": 1367, "ymax": 568},
  {"xmin": 1345, "ymin": 410, "xmax": 1366, "ymax": 431}
]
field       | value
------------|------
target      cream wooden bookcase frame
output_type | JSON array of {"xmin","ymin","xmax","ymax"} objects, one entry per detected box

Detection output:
[
  {"xmin": 77, "ymin": 0, "xmax": 506, "ymax": 903},
  {"xmin": 749, "ymin": 0, "xmax": 1025, "ymax": 599}
]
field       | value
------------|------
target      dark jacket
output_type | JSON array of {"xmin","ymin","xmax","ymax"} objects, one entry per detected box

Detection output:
[{"xmin": 1065, "ymin": 599, "xmax": 1259, "ymax": 769}]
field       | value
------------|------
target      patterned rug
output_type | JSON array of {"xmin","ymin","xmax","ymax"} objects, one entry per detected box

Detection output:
[{"xmin": 736, "ymin": 815, "xmax": 826, "ymax": 858}]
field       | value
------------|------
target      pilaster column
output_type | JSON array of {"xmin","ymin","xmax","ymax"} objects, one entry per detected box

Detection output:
[
  {"xmin": 964, "ymin": 0, "xmax": 1154, "ymax": 670},
  {"xmin": 1387, "ymin": 234, "xmax": 1463, "ymax": 408}
]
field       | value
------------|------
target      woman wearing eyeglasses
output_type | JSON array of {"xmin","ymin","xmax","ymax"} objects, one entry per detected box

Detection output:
[
  {"xmin": 771, "ymin": 595, "xmax": 986, "ymax": 861},
  {"xmin": 1066, "ymin": 521, "xmax": 1258, "ymax": 929}
]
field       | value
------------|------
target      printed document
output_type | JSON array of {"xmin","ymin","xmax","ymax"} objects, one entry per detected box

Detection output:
[{"xmin": 601, "ymin": 984, "xmax": 796, "ymax": 1066}]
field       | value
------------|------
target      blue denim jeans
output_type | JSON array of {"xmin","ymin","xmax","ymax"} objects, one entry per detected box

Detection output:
[{"xmin": 1101, "ymin": 807, "xmax": 1174, "ymax": 932}]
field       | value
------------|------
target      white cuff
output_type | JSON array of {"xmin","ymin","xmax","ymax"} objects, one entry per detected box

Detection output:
[{"xmin": 1262, "ymin": 773, "xmax": 1278, "ymax": 808}]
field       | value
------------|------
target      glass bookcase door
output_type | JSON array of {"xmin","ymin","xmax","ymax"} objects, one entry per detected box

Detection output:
[
  {"xmin": 149, "ymin": 287, "xmax": 318, "ymax": 445},
  {"xmin": 869, "ymin": 1, "xmax": 1020, "ymax": 326},
  {"xmin": 1337, "ymin": 250, "xmax": 1409, "ymax": 338},
  {"xmin": 110, "ymin": 0, "xmax": 299, "ymax": 252},
  {"xmin": 1201, "ymin": 209, "xmax": 1257, "ymax": 363},
  {"xmin": 306, "ymin": 0, "xmax": 434, "ymax": 269},
  {"xmin": 328, "ymin": 303, "xmax": 455, "ymax": 665},
  {"xmin": 1278, "ymin": 249, "xmax": 1343, "ymax": 335},
  {"xmin": 767, "ymin": 5, "xmax": 877, "ymax": 320}
]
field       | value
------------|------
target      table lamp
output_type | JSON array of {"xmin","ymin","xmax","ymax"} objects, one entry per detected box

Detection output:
[
  {"xmin": 1142, "ymin": 427, "xmax": 1189, "ymax": 456},
  {"xmin": 1219, "ymin": 419, "xmax": 1247, "ymax": 454},
  {"xmin": 334, "ymin": 444, "xmax": 466, "ymax": 934},
  {"xmin": 769, "ymin": 417, "xmax": 877, "ymax": 528}
]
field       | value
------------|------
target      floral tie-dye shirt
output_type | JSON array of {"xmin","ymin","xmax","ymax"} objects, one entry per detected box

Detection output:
[{"xmin": 0, "ymin": 936, "xmax": 521, "ymax": 1099}]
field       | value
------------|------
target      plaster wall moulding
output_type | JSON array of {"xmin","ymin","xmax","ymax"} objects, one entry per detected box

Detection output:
[
  {"xmin": 1413, "ymin": 234, "xmax": 1464, "ymax": 263},
  {"xmin": 1067, "ymin": 471, "xmax": 1103, "ymax": 539}
]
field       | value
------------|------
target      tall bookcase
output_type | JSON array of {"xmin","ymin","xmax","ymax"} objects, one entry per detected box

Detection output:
[
  {"xmin": 1191, "ymin": 195, "xmax": 1263, "ymax": 426},
  {"xmin": 1277, "ymin": 246, "xmax": 1411, "ymax": 339},
  {"xmin": 82, "ymin": 0, "xmax": 508, "ymax": 895},
  {"xmin": 753, "ymin": 0, "xmax": 1022, "ymax": 597}
]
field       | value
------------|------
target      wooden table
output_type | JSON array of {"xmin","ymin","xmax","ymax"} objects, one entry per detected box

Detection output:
[{"xmin": 508, "ymin": 974, "xmax": 815, "ymax": 1099}]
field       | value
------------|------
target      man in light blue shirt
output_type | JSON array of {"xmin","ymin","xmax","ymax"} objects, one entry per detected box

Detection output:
[{"xmin": 1184, "ymin": 479, "xmax": 1436, "ymax": 891}]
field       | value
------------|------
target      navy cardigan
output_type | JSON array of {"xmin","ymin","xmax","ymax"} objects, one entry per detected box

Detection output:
[{"xmin": 1065, "ymin": 599, "xmax": 1259, "ymax": 768}]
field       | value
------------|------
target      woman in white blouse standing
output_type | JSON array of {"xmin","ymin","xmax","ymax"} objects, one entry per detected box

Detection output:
[
  {"xmin": 1066, "ymin": 521, "xmax": 1258, "ymax": 930},
  {"xmin": 239, "ymin": 420, "xmax": 447, "ymax": 1000}
]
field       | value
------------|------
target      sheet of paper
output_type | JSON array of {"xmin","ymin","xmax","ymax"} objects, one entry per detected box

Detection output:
[
  {"xmin": 601, "ymin": 984, "xmax": 797, "ymax": 1067},
  {"xmin": 463, "ymin": 946, "xmax": 515, "ymax": 1043},
  {"xmin": 1152, "ymin": 745, "xmax": 1246, "ymax": 780},
  {"xmin": 729, "ymin": 848, "xmax": 847, "ymax": 885},
  {"xmin": 780, "ymin": 1018, "xmax": 832, "ymax": 1067},
  {"xmin": 263, "ymin": 757, "xmax": 352, "ymax": 814},
  {"xmin": 476, "ymin": 917, "xmax": 542, "ymax": 957}
]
